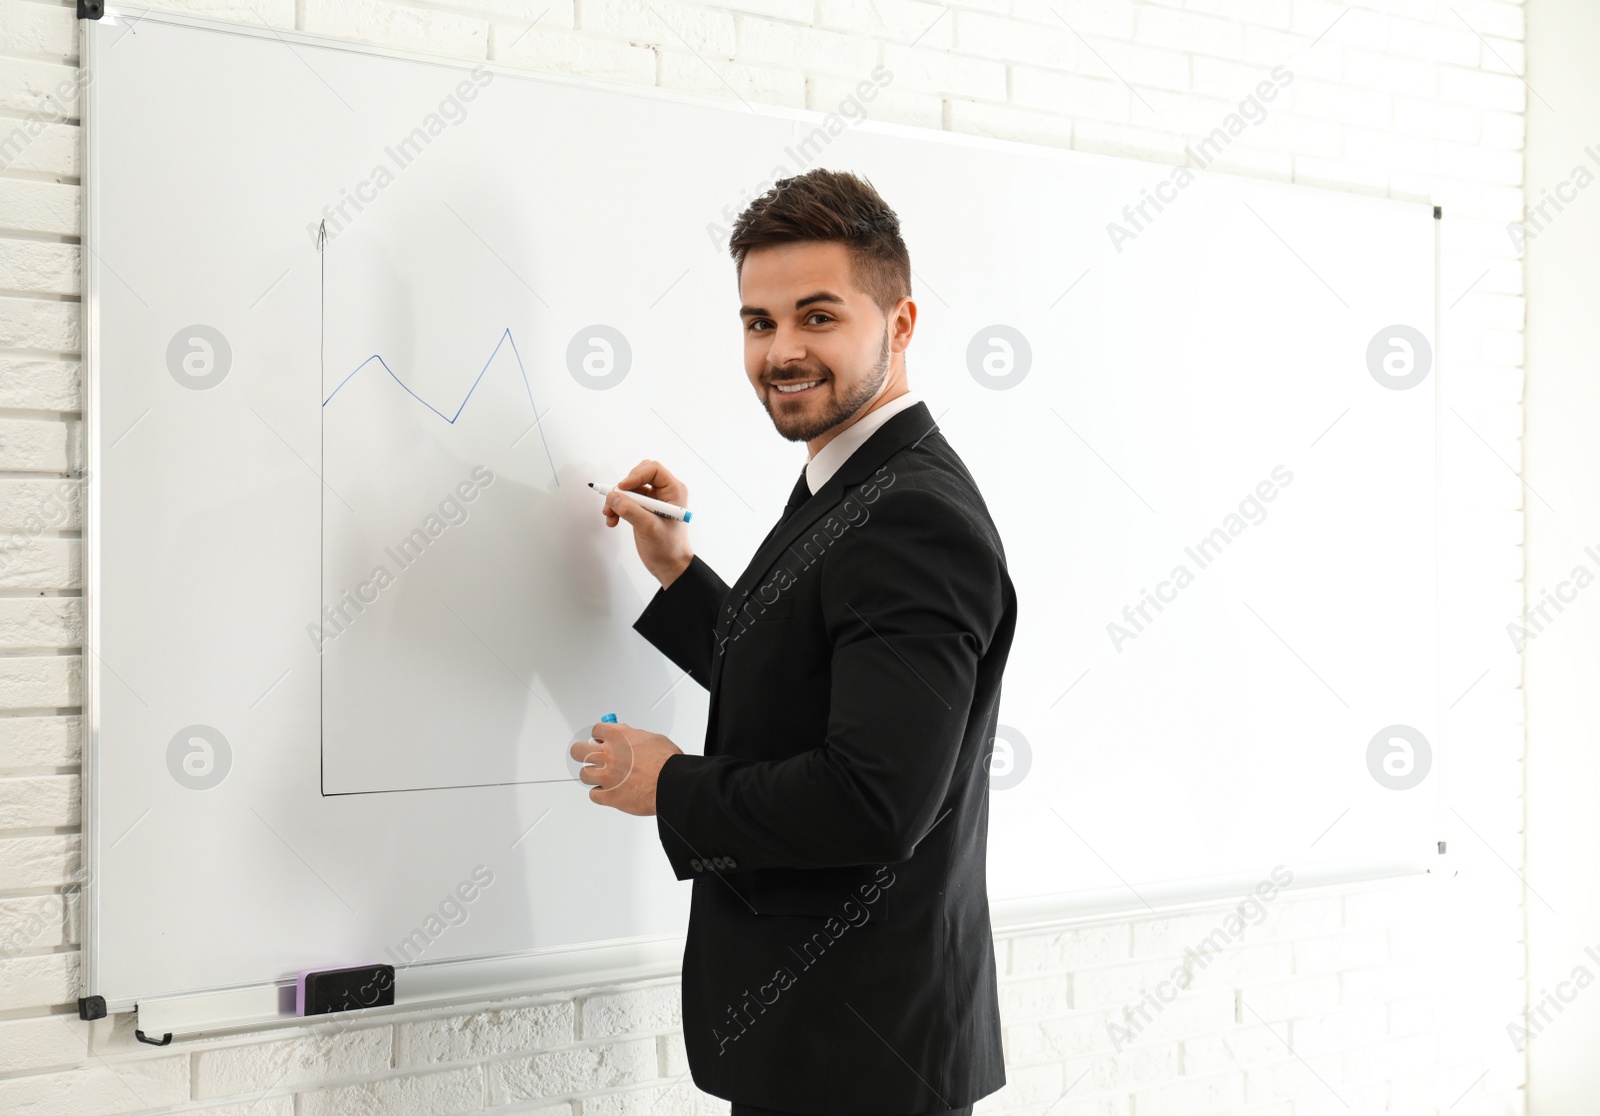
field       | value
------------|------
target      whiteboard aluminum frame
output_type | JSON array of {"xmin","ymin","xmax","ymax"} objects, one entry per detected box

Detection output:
[
  {"xmin": 130, "ymin": 869, "xmax": 1436, "ymax": 1041},
  {"xmin": 80, "ymin": 6, "xmax": 103, "ymax": 1016},
  {"xmin": 79, "ymin": 3, "xmax": 1444, "ymax": 1034}
]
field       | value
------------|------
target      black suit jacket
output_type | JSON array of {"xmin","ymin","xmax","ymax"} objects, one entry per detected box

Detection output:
[{"xmin": 632, "ymin": 401, "xmax": 1017, "ymax": 1113}]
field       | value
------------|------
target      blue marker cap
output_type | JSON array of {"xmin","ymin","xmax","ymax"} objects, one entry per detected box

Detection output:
[
  {"xmin": 684, "ymin": 511, "xmax": 693, "ymax": 523},
  {"xmin": 600, "ymin": 713, "xmax": 618, "ymax": 723}
]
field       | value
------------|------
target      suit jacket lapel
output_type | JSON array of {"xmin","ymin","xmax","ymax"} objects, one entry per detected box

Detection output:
[{"xmin": 708, "ymin": 401, "xmax": 938, "ymax": 699}]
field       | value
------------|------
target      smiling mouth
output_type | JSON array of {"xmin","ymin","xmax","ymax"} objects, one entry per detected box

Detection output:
[{"xmin": 771, "ymin": 379, "xmax": 824, "ymax": 396}]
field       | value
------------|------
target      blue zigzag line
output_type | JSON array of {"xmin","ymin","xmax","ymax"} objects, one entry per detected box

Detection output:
[{"xmin": 322, "ymin": 327, "xmax": 559, "ymax": 486}]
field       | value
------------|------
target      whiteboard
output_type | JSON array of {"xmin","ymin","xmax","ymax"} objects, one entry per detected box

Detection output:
[{"xmin": 82, "ymin": 9, "xmax": 1439, "ymax": 1024}]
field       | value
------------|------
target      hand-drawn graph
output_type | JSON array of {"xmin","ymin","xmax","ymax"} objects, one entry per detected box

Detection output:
[
  {"xmin": 315, "ymin": 215, "xmax": 705, "ymax": 796},
  {"xmin": 322, "ymin": 326, "xmax": 559, "ymax": 485}
]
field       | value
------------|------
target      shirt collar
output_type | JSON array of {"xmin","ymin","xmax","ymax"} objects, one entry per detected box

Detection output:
[{"xmin": 804, "ymin": 390, "xmax": 921, "ymax": 495}]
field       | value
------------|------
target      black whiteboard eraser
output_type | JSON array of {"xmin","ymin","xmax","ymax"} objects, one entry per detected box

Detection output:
[{"xmin": 295, "ymin": 964, "xmax": 395, "ymax": 1017}]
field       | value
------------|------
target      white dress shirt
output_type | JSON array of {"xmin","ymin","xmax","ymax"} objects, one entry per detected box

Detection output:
[{"xmin": 803, "ymin": 390, "xmax": 921, "ymax": 495}]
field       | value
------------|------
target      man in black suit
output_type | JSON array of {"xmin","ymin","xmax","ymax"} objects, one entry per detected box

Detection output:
[{"xmin": 573, "ymin": 169, "xmax": 1017, "ymax": 1115}]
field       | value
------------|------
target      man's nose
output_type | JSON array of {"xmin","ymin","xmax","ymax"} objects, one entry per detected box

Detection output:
[{"xmin": 765, "ymin": 327, "xmax": 810, "ymax": 366}]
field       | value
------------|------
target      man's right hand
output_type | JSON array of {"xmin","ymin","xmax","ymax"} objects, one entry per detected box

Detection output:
[{"xmin": 602, "ymin": 459, "xmax": 695, "ymax": 589}]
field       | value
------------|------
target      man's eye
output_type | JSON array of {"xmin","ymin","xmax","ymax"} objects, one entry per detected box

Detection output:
[{"xmin": 746, "ymin": 315, "xmax": 831, "ymax": 331}]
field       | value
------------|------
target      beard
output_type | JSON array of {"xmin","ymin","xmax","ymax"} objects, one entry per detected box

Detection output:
[{"xmin": 762, "ymin": 327, "xmax": 891, "ymax": 443}]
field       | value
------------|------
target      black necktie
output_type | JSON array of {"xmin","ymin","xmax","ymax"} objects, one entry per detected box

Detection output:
[
  {"xmin": 751, "ymin": 470, "xmax": 811, "ymax": 555},
  {"xmin": 781, "ymin": 468, "xmax": 811, "ymax": 522}
]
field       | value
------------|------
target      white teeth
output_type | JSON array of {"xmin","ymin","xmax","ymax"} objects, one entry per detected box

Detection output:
[{"xmin": 775, "ymin": 381, "xmax": 820, "ymax": 394}]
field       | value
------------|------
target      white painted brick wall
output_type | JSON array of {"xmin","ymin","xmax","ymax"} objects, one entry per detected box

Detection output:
[{"xmin": 0, "ymin": 0, "xmax": 1525, "ymax": 1111}]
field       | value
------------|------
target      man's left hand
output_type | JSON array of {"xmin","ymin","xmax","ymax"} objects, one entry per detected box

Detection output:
[{"xmin": 570, "ymin": 720, "xmax": 684, "ymax": 816}]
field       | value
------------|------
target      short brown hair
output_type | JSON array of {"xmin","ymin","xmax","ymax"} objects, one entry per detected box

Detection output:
[{"xmin": 727, "ymin": 168, "xmax": 912, "ymax": 318}]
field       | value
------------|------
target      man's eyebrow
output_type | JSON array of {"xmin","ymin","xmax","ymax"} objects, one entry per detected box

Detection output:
[{"xmin": 739, "ymin": 291, "xmax": 848, "ymax": 317}]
